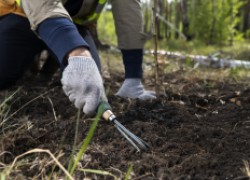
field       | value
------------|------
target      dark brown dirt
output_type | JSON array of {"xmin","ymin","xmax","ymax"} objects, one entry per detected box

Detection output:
[{"xmin": 0, "ymin": 64, "xmax": 250, "ymax": 180}]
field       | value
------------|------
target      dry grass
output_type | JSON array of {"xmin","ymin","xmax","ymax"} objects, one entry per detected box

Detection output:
[{"xmin": 243, "ymin": 160, "xmax": 250, "ymax": 177}]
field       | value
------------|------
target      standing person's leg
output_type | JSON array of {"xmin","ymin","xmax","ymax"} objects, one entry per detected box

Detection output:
[
  {"xmin": 0, "ymin": 14, "xmax": 47, "ymax": 90},
  {"xmin": 111, "ymin": 0, "xmax": 156, "ymax": 100}
]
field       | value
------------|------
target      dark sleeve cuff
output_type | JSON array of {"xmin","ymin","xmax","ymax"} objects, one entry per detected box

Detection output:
[
  {"xmin": 37, "ymin": 17, "xmax": 89, "ymax": 65},
  {"xmin": 121, "ymin": 49, "xmax": 143, "ymax": 78}
]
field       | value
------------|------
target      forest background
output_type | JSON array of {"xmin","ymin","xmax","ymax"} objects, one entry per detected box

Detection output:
[{"xmin": 98, "ymin": 0, "xmax": 250, "ymax": 61}]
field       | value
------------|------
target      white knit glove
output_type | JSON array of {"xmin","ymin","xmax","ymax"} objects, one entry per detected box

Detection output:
[
  {"xmin": 61, "ymin": 56, "xmax": 107, "ymax": 116},
  {"xmin": 115, "ymin": 78, "xmax": 156, "ymax": 100}
]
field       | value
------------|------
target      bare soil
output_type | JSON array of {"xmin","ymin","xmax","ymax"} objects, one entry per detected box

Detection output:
[{"xmin": 0, "ymin": 54, "xmax": 250, "ymax": 180}]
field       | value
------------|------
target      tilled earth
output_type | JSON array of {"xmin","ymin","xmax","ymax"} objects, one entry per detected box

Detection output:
[{"xmin": 0, "ymin": 65, "xmax": 250, "ymax": 180}]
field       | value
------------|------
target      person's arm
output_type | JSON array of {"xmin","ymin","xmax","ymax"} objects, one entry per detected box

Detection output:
[
  {"xmin": 37, "ymin": 17, "xmax": 89, "ymax": 65},
  {"xmin": 20, "ymin": 0, "xmax": 107, "ymax": 115}
]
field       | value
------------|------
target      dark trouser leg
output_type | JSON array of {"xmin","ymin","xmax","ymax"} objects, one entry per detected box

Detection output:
[
  {"xmin": 39, "ymin": 51, "xmax": 60, "ymax": 80},
  {"xmin": 76, "ymin": 25, "xmax": 101, "ymax": 71},
  {"xmin": 86, "ymin": 22, "xmax": 110, "ymax": 50},
  {"xmin": 0, "ymin": 14, "xmax": 46, "ymax": 90}
]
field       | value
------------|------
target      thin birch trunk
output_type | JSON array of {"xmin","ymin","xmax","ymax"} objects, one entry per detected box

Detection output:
[{"xmin": 152, "ymin": 0, "xmax": 160, "ymax": 96}]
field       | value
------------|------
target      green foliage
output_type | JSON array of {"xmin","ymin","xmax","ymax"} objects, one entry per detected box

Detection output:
[
  {"xmin": 185, "ymin": 57, "xmax": 193, "ymax": 67},
  {"xmin": 245, "ymin": 29, "xmax": 250, "ymax": 39},
  {"xmin": 97, "ymin": 0, "xmax": 250, "ymax": 48},
  {"xmin": 98, "ymin": 10, "xmax": 117, "ymax": 46},
  {"xmin": 229, "ymin": 67, "xmax": 241, "ymax": 76},
  {"xmin": 188, "ymin": 0, "xmax": 245, "ymax": 45}
]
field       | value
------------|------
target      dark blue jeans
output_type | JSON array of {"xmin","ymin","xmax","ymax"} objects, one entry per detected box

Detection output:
[{"xmin": 0, "ymin": 14, "xmax": 100, "ymax": 90}]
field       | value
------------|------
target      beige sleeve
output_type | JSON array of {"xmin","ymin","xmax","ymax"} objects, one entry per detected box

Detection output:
[
  {"xmin": 110, "ymin": 0, "xmax": 146, "ymax": 49},
  {"xmin": 20, "ymin": 0, "xmax": 71, "ymax": 30}
]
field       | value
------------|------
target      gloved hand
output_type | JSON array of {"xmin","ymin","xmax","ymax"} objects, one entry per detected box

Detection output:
[
  {"xmin": 115, "ymin": 78, "xmax": 156, "ymax": 100},
  {"xmin": 61, "ymin": 56, "xmax": 107, "ymax": 116}
]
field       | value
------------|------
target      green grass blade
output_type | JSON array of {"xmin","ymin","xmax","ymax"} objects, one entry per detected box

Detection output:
[
  {"xmin": 69, "ymin": 109, "xmax": 102, "ymax": 175},
  {"xmin": 67, "ymin": 109, "xmax": 81, "ymax": 174},
  {"xmin": 0, "ymin": 88, "xmax": 21, "ymax": 126},
  {"xmin": 1, "ymin": 174, "xmax": 6, "ymax": 180},
  {"xmin": 125, "ymin": 164, "xmax": 133, "ymax": 180}
]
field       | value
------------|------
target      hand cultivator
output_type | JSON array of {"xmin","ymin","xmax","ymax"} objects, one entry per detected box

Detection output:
[{"xmin": 98, "ymin": 102, "xmax": 150, "ymax": 152}]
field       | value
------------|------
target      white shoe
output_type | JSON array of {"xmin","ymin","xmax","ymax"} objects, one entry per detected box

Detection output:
[{"xmin": 115, "ymin": 78, "xmax": 156, "ymax": 100}]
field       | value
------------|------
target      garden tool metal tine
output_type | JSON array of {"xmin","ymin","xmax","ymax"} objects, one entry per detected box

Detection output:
[
  {"xmin": 114, "ymin": 124, "xmax": 141, "ymax": 152},
  {"xmin": 98, "ymin": 101, "xmax": 151, "ymax": 151},
  {"xmin": 113, "ymin": 119, "xmax": 150, "ymax": 150}
]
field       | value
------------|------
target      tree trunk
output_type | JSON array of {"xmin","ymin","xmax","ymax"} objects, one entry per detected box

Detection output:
[
  {"xmin": 174, "ymin": 1, "xmax": 181, "ymax": 39},
  {"xmin": 168, "ymin": 1, "xmax": 173, "ymax": 39},
  {"xmin": 157, "ymin": 0, "xmax": 164, "ymax": 40},
  {"xmin": 229, "ymin": 0, "xmax": 234, "ymax": 45},
  {"xmin": 209, "ymin": 0, "xmax": 216, "ymax": 44},
  {"xmin": 180, "ymin": 0, "xmax": 191, "ymax": 40},
  {"xmin": 143, "ymin": 2, "xmax": 150, "ymax": 35},
  {"xmin": 242, "ymin": 0, "xmax": 250, "ymax": 35}
]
